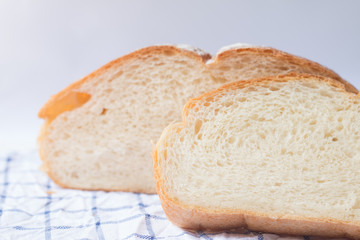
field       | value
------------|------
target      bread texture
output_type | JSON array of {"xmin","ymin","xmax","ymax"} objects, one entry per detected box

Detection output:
[
  {"xmin": 38, "ymin": 44, "xmax": 356, "ymax": 194},
  {"xmin": 153, "ymin": 74, "xmax": 360, "ymax": 238}
]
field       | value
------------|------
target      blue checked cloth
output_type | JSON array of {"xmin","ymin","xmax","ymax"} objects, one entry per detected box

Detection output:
[{"xmin": 0, "ymin": 152, "xmax": 349, "ymax": 240}]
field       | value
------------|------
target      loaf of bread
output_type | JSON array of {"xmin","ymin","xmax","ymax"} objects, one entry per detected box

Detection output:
[
  {"xmin": 153, "ymin": 74, "xmax": 360, "ymax": 239},
  {"xmin": 38, "ymin": 44, "xmax": 354, "ymax": 193}
]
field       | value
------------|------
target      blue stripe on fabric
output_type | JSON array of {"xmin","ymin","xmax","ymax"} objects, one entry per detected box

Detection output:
[
  {"xmin": 1, "ymin": 205, "xmax": 135, "ymax": 217},
  {"xmin": 0, "ymin": 195, "xmax": 91, "ymax": 200},
  {"xmin": 91, "ymin": 192, "xmax": 105, "ymax": 240},
  {"xmin": 0, "ymin": 157, "xmax": 11, "ymax": 223},
  {"xmin": 0, "ymin": 182, "xmax": 42, "ymax": 186},
  {"xmin": 44, "ymin": 179, "xmax": 52, "ymax": 240},
  {"xmin": 122, "ymin": 233, "xmax": 155, "ymax": 240},
  {"xmin": 304, "ymin": 236, "xmax": 311, "ymax": 240},
  {"xmin": 137, "ymin": 194, "xmax": 155, "ymax": 239},
  {"xmin": 0, "ymin": 194, "xmax": 157, "ymax": 205},
  {"xmin": 198, "ymin": 231, "xmax": 213, "ymax": 240},
  {"xmin": 147, "ymin": 215, "xmax": 167, "ymax": 220},
  {"xmin": 99, "ymin": 214, "xmax": 146, "ymax": 225},
  {"xmin": 123, "ymin": 231, "xmax": 199, "ymax": 240},
  {"xmin": 6, "ymin": 214, "xmax": 148, "ymax": 231},
  {"xmin": 257, "ymin": 233, "xmax": 264, "ymax": 240},
  {"xmin": 14, "ymin": 226, "xmax": 44, "ymax": 230}
]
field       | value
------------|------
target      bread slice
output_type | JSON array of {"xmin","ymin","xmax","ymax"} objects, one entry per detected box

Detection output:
[
  {"xmin": 153, "ymin": 74, "xmax": 360, "ymax": 238},
  {"xmin": 38, "ymin": 44, "xmax": 356, "ymax": 194},
  {"xmin": 38, "ymin": 45, "xmax": 214, "ymax": 193}
]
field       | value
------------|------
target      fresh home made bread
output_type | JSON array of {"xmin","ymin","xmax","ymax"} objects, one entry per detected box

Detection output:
[
  {"xmin": 153, "ymin": 74, "xmax": 360, "ymax": 239},
  {"xmin": 38, "ymin": 44, "xmax": 356, "ymax": 194}
]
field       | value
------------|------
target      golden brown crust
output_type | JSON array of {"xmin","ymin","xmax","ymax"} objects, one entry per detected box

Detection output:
[
  {"xmin": 208, "ymin": 46, "xmax": 358, "ymax": 94},
  {"xmin": 38, "ymin": 45, "xmax": 209, "ymax": 193},
  {"xmin": 153, "ymin": 73, "xmax": 360, "ymax": 239}
]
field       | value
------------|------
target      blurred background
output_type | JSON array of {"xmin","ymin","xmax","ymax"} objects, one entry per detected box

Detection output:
[{"xmin": 0, "ymin": 0, "xmax": 359, "ymax": 156}]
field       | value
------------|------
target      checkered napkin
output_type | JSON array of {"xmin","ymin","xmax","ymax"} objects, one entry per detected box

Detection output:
[{"xmin": 0, "ymin": 152, "xmax": 347, "ymax": 240}]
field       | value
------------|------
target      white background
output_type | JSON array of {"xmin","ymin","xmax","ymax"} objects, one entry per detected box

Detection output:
[{"xmin": 1, "ymin": 0, "xmax": 359, "ymax": 156}]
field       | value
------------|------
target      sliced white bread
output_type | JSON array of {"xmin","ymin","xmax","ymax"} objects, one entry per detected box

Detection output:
[
  {"xmin": 153, "ymin": 74, "xmax": 360, "ymax": 239},
  {"xmin": 38, "ymin": 44, "xmax": 356, "ymax": 193}
]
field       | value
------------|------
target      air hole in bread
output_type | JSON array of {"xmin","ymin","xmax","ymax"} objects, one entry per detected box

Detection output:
[
  {"xmin": 71, "ymin": 172, "xmax": 79, "ymax": 179},
  {"xmin": 320, "ymin": 90, "xmax": 333, "ymax": 98},
  {"xmin": 324, "ymin": 131, "xmax": 333, "ymax": 138},
  {"xmin": 352, "ymin": 199, "xmax": 360, "ymax": 210},
  {"xmin": 279, "ymin": 66, "xmax": 290, "ymax": 71},
  {"xmin": 86, "ymin": 149, "xmax": 94, "ymax": 154},
  {"xmin": 155, "ymin": 62, "xmax": 165, "ymax": 66},
  {"xmin": 219, "ymin": 65, "xmax": 231, "ymax": 71},
  {"xmin": 269, "ymin": 86, "xmax": 280, "ymax": 91},
  {"xmin": 164, "ymin": 50, "xmax": 176, "ymax": 56},
  {"xmin": 100, "ymin": 108, "xmax": 108, "ymax": 115},
  {"xmin": 204, "ymin": 102, "xmax": 211, "ymax": 107},
  {"xmin": 234, "ymin": 63, "xmax": 244, "ymax": 69},
  {"xmin": 245, "ymin": 87, "xmax": 256, "ymax": 93},
  {"xmin": 174, "ymin": 60, "xmax": 187, "ymax": 64},
  {"xmin": 63, "ymin": 133, "xmax": 70, "ymax": 140},
  {"xmin": 216, "ymin": 160, "xmax": 224, "ymax": 167},
  {"xmin": 258, "ymin": 132, "xmax": 266, "ymax": 139},
  {"xmin": 337, "ymin": 125, "xmax": 344, "ymax": 131},
  {"xmin": 206, "ymin": 96, "xmax": 214, "ymax": 102},
  {"xmin": 182, "ymin": 70, "xmax": 189, "ymax": 76},
  {"xmin": 193, "ymin": 78, "xmax": 202, "ymax": 84},
  {"xmin": 309, "ymin": 120, "xmax": 317, "ymax": 125},
  {"xmin": 129, "ymin": 65, "xmax": 139, "ymax": 70},
  {"xmin": 223, "ymin": 102, "xmax": 233, "ymax": 107},
  {"xmin": 250, "ymin": 114, "xmax": 259, "ymax": 120},
  {"xmin": 214, "ymin": 77, "xmax": 228, "ymax": 84},
  {"xmin": 194, "ymin": 119, "xmax": 202, "ymax": 135},
  {"xmin": 345, "ymin": 150, "xmax": 355, "ymax": 158},
  {"xmin": 301, "ymin": 82, "xmax": 318, "ymax": 89},
  {"xmin": 241, "ymin": 56, "xmax": 251, "ymax": 62}
]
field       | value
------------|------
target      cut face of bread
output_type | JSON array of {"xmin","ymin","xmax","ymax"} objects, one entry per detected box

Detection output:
[
  {"xmin": 154, "ymin": 74, "xmax": 360, "ymax": 238},
  {"xmin": 38, "ymin": 44, "xmax": 356, "ymax": 194}
]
